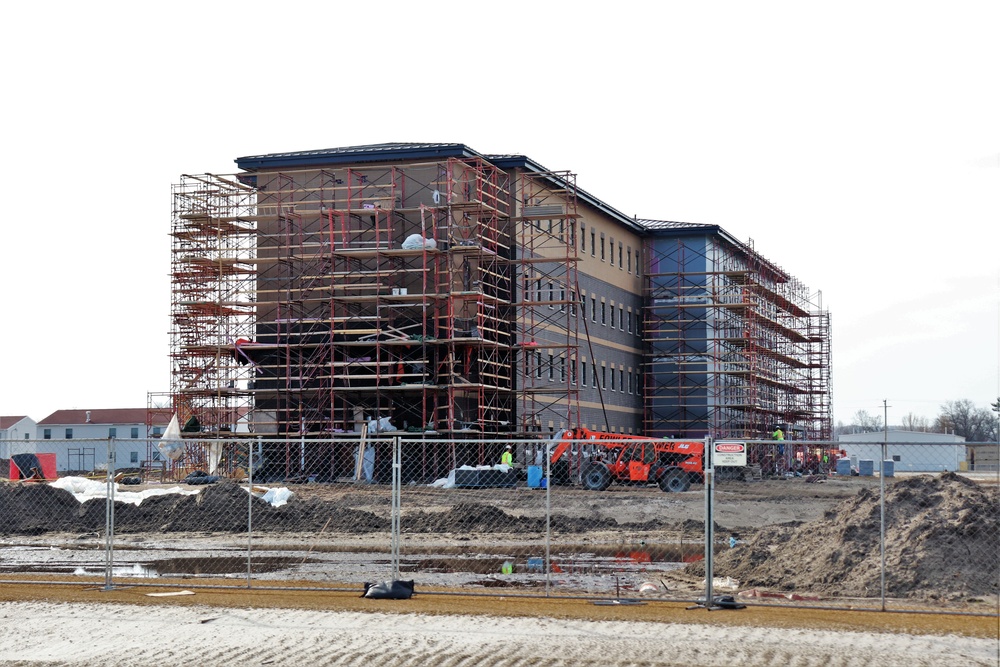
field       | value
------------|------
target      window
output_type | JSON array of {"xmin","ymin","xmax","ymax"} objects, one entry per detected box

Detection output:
[
  {"xmin": 601, "ymin": 365, "xmax": 607, "ymax": 389},
  {"xmin": 570, "ymin": 358, "xmax": 577, "ymax": 384},
  {"xmin": 536, "ymin": 278, "xmax": 542, "ymax": 303},
  {"xmin": 131, "ymin": 427, "xmax": 139, "ymax": 438},
  {"xmin": 581, "ymin": 361, "xmax": 587, "ymax": 386},
  {"xmin": 569, "ymin": 289, "xmax": 577, "ymax": 316},
  {"xmin": 892, "ymin": 455, "xmax": 901, "ymax": 462},
  {"xmin": 568, "ymin": 221, "xmax": 575, "ymax": 246},
  {"xmin": 627, "ymin": 370, "xmax": 633, "ymax": 394},
  {"xmin": 130, "ymin": 451, "xmax": 139, "ymax": 464},
  {"xmin": 65, "ymin": 428, "xmax": 73, "ymax": 439},
  {"xmin": 634, "ymin": 311, "xmax": 641, "ymax": 336},
  {"xmin": 590, "ymin": 228, "xmax": 596, "ymax": 256},
  {"xmin": 627, "ymin": 308, "xmax": 632, "ymax": 333},
  {"xmin": 43, "ymin": 428, "xmax": 51, "ymax": 440},
  {"xmin": 24, "ymin": 433, "xmax": 29, "ymax": 439},
  {"xmin": 560, "ymin": 288, "xmax": 566, "ymax": 312},
  {"xmin": 579, "ymin": 293, "xmax": 586, "ymax": 319},
  {"xmin": 548, "ymin": 281, "xmax": 555, "ymax": 309},
  {"xmin": 636, "ymin": 250, "xmax": 641, "ymax": 277},
  {"xmin": 593, "ymin": 365, "xmax": 598, "ymax": 388},
  {"xmin": 601, "ymin": 301, "xmax": 607, "ymax": 325},
  {"xmin": 610, "ymin": 367, "xmax": 616, "ymax": 391},
  {"xmin": 548, "ymin": 352, "xmax": 554, "ymax": 380},
  {"xmin": 627, "ymin": 248, "xmax": 632, "ymax": 273},
  {"xmin": 535, "ymin": 351, "xmax": 543, "ymax": 379},
  {"xmin": 609, "ymin": 301, "xmax": 615, "ymax": 329},
  {"xmin": 609, "ymin": 236, "xmax": 614, "ymax": 266},
  {"xmin": 600, "ymin": 233, "xmax": 606, "ymax": 261},
  {"xmin": 580, "ymin": 223, "xmax": 586, "ymax": 252},
  {"xmin": 618, "ymin": 242, "xmax": 623, "ymax": 268},
  {"xmin": 152, "ymin": 427, "xmax": 163, "ymax": 437},
  {"xmin": 559, "ymin": 356, "xmax": 566, "ymax": 382},
  {"xmin": 591, "ymin": 296, "xmax": 597, "ymax": 322},
  {"xmin": 619, "ymin": 305, "xmax": 624, "ymax": 330},
  {"xmin": 109, "ymin": 427, "xmax": 117, "ymax": 438},
  {"xmin": 619, "ymin": 369, "xmax": 624, "ymax": 393}
]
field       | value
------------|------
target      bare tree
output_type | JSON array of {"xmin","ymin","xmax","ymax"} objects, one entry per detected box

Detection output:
[
  {"xmin": 899, "ymin": 412, "xmax": 930, "ymax": 432},
  {"xmin": 851, "ymin": 409, "xmax": 883, "ymax": 433},
  {"xmin": 935, "ymin": 399, "xmax": 999, "ymax": 442}
]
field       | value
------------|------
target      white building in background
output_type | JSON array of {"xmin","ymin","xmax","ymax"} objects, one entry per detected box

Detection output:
[
  {"xmin": 837, "ymin": 430, "xmax": 966, "ymax": 473},
  {"xmin": 1, "ymin": 416, "xmax": 37, "ymax": 459},
  {"xmin": 34, "ymin": 409, "xmax": 171, "ymax": 472}
]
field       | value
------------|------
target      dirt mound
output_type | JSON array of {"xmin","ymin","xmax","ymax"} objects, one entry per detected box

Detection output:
[
  {"xmin": 693, "ymin": 473, "xmax": 999, "ymax": 599},
  {"xmin": 0, "ymin": 484, "xmax": 81, "ymax": 534},
  {"xmin": 0, "ymin": 480, "xmax": 390, "ymax": 535}
]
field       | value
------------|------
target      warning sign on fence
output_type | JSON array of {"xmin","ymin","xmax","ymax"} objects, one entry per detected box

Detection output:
[{"xmin": 713, "ymin": 441, "xmax": 747, "ymax": 467}]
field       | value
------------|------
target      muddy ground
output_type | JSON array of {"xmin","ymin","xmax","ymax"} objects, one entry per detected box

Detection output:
[{"xmin": 0, "ymin": 473, "xmax": 996, "ymax": 608}]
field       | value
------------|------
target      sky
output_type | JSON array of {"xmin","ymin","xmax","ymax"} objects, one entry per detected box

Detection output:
[{"xmin": 1, "ymin": 1, "xmax": 997, "ymax": 428}]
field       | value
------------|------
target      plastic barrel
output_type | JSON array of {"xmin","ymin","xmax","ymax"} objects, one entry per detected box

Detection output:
[
  {"xmin": 527, "ymin": 465, "xmax": 543, "ymax": 488},
  {"xmin": 836, "ymin": 458, "xmax": 852, "ymax": 476}
]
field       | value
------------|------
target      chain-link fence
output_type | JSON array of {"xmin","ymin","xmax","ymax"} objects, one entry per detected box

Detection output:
[{"xmin": 1, "ymin": 435, "xmax": 996, "ymax": 614}]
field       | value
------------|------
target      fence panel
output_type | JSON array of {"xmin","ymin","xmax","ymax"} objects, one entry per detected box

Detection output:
[
  {"xmin": 396, "ymin": 438, "xmax": 549, "ymax": 595},
  {"xmin": 703, "ymin": 439, "xmax": 998, "ymax": 614},
  {"xmin": 0, "ymin": 438, "xmax": 116, "ymax": 585},
  {"xmin": 394, "ymin": 436, "xmax": 708, "ymax": 602}
]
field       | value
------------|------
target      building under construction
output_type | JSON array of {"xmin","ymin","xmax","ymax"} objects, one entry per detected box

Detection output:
[{"xmin": 162, "ymin": 143, "xmax": 831, "ymax": 477}]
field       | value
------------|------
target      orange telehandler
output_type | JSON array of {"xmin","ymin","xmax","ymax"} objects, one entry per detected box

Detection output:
[{"xmin": 548, "ymin": 427, "xmax": 705, "ymax": 492}]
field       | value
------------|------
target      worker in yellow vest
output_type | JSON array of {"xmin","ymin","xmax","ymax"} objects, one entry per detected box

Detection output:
[
  {"xmin": 501, "ymin": 444, "xmax": 513, "ymax": 466},
  {"xmin": 772, "ymin": 426, "xmax": 784, "ymax": 441}
]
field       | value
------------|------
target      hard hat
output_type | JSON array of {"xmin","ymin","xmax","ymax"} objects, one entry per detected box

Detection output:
[{"xmin": 505, "ymin": 444, "xmax": 512, "ymax": 449}]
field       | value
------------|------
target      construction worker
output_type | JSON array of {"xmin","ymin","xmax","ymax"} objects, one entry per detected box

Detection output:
[
  {"xmin": 500, "ymin": 444, "xmax": 513, "ymax": 466},
  {"xmin": 772, "ymin": 426, "xmax": 784, "ymax": 441}
]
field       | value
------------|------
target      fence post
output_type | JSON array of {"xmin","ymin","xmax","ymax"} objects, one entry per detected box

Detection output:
[
  {"xmin": 247, "ymin": 436, "xmax": 258, "ymax": 589},
  {"xmin": 102, "ymin": 436, "xmax": 116, "ymax": 591},
  {"xmin": 702, "ymin": 435, "xmax": 714, "ymax": 608},
  {"xmin": 880, "ymin": 439, "xmax": 887, "ymax": 611},
  {"xmin": 391, "ymin": 435, "xmax": 401, "ymax": 581},
  {"xmin": 545, "ymin": 436, "xmax": 552, "ymax": 597}
]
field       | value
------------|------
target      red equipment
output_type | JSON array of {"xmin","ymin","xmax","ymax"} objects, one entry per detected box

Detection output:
[{"xmin": 550, "ymin": 427, "xmax": 704, "ymax": 493}]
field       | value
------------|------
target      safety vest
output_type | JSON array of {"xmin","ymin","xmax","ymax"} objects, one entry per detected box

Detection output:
[
  {"xmin": 773, "ymin": 429, "xmax": 784, "ymax": 441},
  {"xmin": 501, "ymin": 451, "xmax": 513, "ymax": 465}
]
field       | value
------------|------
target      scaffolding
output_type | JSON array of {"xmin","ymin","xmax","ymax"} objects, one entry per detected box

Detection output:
[
  {"xmin": 643, "ymin": 226, "xmax": 832, "ymax": 440},
  {"xmin": 167, "ymin": 159, "xmax": 515, "ymax": 479},
  {"xmin": 513, "ymin": 170, "xmax": 581, "ymax": 435}
]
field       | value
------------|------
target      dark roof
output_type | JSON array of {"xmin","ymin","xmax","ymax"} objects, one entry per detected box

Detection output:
[
  {"xmin": 236, "ymin": 143, "xmax": 645, "ymax": 233},
  {"xmin": 0, "ymin": 416, "xmax": 29, "ymax": 429},
  {"xmin": 37, "ymin": 409, "xmax": 170, "ymax": 426},
  {"xmin": 636, "ymin": 219, "xmax": 711, "ymax": 230},
  {"xmin": 638, "ymin": 219, "xmax": 790, "ymax": 281},
  {"xmin": 236, "ymin": 143, "xmax": 479, "ymax": 170}
]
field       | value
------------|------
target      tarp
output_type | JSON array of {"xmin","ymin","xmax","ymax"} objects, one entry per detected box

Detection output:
[{"xmin": 157, "ymin": 414, "xmax": 185, "ymax": 461}]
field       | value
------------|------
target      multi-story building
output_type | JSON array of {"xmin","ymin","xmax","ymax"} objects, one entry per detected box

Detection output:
[{"xmin": 167, "ymin": 143, "xmax": 830, "ymax": 480}]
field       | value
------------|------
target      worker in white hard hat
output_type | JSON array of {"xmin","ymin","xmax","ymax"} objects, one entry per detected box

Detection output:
[{"xmin": 500, "ymin": 444, "xmax": 513, "ymax": 466}]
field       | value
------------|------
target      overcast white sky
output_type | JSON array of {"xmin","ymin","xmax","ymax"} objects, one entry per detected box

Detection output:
[{"xmin": 1, "ymin": 2, "xmax": 997, "ymax": 428}]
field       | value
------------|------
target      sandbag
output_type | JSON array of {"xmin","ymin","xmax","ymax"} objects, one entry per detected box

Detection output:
[{"xmin": 362, "ymin": 580, "xmax": 415, "ymax": 600}]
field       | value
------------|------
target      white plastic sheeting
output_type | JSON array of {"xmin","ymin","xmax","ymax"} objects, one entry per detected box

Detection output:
[
  {"xmin": 49, "ymin": 476, "xmax": 293, "ymax": 507},
  {"xmin": 429, "ymin": 464, "xmax": 511, "ymax": 489},
  {"xmin": 50, "ymin": 476, "xmax": 200, "ymax": 506}
]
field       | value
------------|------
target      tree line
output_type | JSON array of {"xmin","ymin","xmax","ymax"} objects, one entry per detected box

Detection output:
[{"xmin": 834, "ymin": 398, "xmax": 1000, "ymax": 442}]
